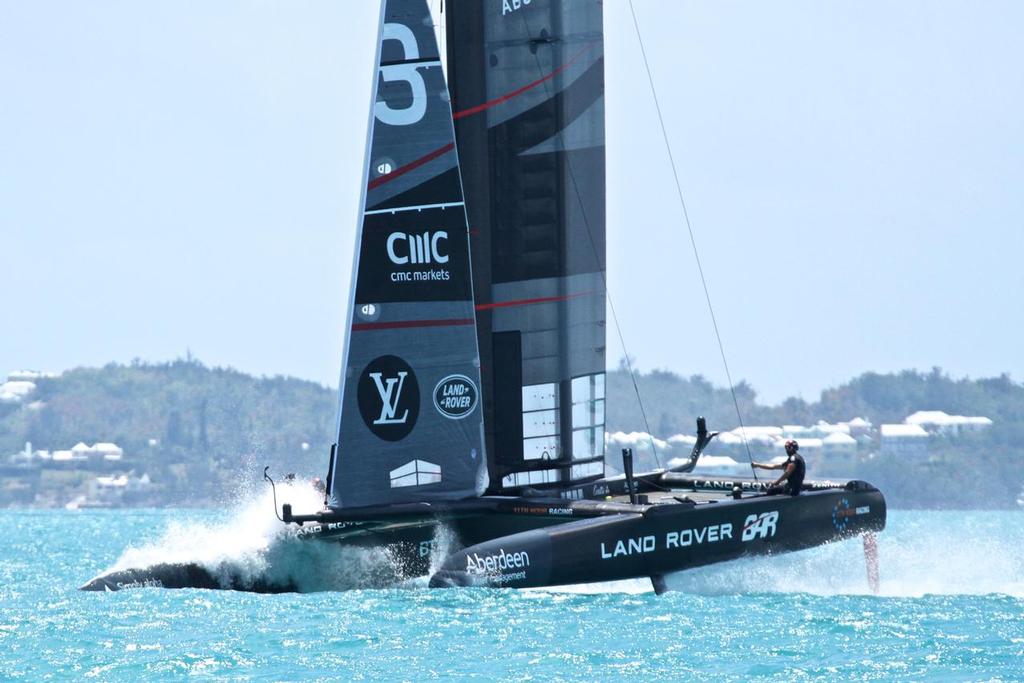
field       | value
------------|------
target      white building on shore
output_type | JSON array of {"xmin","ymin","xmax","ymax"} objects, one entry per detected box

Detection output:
[
  {"xmin": 0, "ymin": 370, "xmax": 59, "ymax": 404},
  {"xmin": 880, "ymin": 423, "xmax": 930, "ymax": 459},
  {"xmin": 905, "ymin": 410, "xmax": 993, "ymax": 436},
  {"xmin": 12, "ymin": 441, "xmax": 127, "ymax": 467},
  {"xmin": 822, "ymin": 431, "xmax": 858, "ymax": 457}
]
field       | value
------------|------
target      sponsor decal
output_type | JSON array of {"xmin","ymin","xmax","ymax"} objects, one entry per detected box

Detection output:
[
  {"xmin": 387, "ymin": 231, "xmax": 449, "ymax": 266},
  {"xmin": 117, "ymin": 579, "xmax": 163, "ymax": 590},
  {"xmin": 419, "ymin": 540, "xmax": 437, "ymax": 558},
  {"xmin": 512, "ymin": 506, "xmax": 573, "ymax": 516},
  {"xmin": 433, "ymin": 374, "xmax": 479, "ymax": 419},
  {"xmin": 600, "ymin": 523, "xmax": 734, "ymax": 560},
  {"xmin": 389, "ymin": 459, "xmax": 441, "ymax": 488},
  {"xmin": 357, "ymin": 209, "xmax": 471, "ymax": 304},
  {"xmin": 357, "ymin": 355, "xmax": 420, "ymax": 441},
  {"xmin": 465, "ymin": 548, "xmax": 530, "ymax": 584},
  {"xmin": 386, "ymin": 231, "xmax": 451, "ymax": 285},
  {"xmin": 742, "ymin": 511, "xmax": 779, "ymax": 542},
  {"xmin": 357, "ymin": 303, "xmax": 381, "ymax": 322},
  {"xmin": 374, "ymin": 158, "xmax": 395, "ymax": 177},
  {"xmin": 297, "ymin": 520, "xmax": 364, "ymax": 538},
  {"xmin": 601, "ymin": 535, "xmax": 655, "ymax": 559},
  {"xmin": 691, "ymin": 480, "xmax": 766, "ymax": 491},
  {"xmin": 666, "ymin": 522, "xmax": 733, "ymax": 548},
  {"xmin": 832, "ymin": 498, "xmax": 856, "ymax": 532},
  {"xmin": 501, "ymin": 0, "xmax": 531, "ymax": 16}
]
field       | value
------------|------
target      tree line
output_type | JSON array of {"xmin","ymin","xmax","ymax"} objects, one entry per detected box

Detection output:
[{"xmin": 1, "ymin": 359, "xmax": 1020, "ymax": 507}]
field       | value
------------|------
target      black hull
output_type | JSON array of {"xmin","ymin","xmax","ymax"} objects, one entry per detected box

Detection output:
[
  {"xmin": 431, "ymin": 486, "xmax": 885, "ymax": 589},
  {"xmin": 79, "ymin": 563, "xmax": 298, "ymax": 593},
  {"xmin": 81, "ymin": 479, "xmax": 885, "ymax": 593}
]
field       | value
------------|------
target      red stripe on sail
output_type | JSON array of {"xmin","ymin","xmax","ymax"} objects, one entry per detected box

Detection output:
[
  {"xmin": 352, "ymin": 318, "xmax": 475, "ymax": 332},
  {"xmin": 366, "ymin": 44, "xmax": 595, "ymax": 192},
  {"xmin": 367, "ymin": 142, "xmax": 455, "ymax": 190},
  {"xmin": 475, "ymin": 291, "xmax": 596, "ymax": 311},
  {"xmin": 453, "ymin": 45, "xmax": 594, "ymax": 120}
]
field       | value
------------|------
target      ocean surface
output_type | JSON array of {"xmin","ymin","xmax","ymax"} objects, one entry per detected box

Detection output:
[{"xmin": 2, "ymin": 487, "xmax": 1022, "ymax": 681}]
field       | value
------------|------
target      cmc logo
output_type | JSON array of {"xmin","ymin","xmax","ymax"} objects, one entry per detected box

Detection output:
[
  {"xmin": 357, "ymin": 355, "xmax": 420, "ymax": 441},
  {"xmin": 433, "ymin": 374, "xmax": 478, "ymax": 420},
  {"xmin": 387, "ymin": 231, "xmax": 448, "ymax": 265}
]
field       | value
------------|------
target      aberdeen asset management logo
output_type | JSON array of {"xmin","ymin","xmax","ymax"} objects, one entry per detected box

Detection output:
[
  {"xmin": 433, "ymin": 374, "xmax": 479, "ymax": 420},
  {"xmin": 357, "ymin": 355, "xmax": 419, "ymax": 441}
]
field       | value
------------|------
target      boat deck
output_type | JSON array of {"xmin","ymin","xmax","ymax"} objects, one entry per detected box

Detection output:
[
  {"xmin": 594, "ymin": 472, "xmax": 849, "ymax": 508},
  {"xmin": 603, "ymin": 489, "xmax": 734, "ymax": 506}
]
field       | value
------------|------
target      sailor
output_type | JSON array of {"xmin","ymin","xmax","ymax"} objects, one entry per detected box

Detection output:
[{"xmin": 752, "ymin": 439, "xmax": 806, "ymax": 496}]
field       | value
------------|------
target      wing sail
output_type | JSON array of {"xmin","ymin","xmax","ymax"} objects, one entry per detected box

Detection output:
[
  {"xmin": 328, "ymin": 0, "xmax": 486, "ymax": 509},
  {"xmin": 446, "ymin": 1, "xmax": 607, "ymax": 492}
]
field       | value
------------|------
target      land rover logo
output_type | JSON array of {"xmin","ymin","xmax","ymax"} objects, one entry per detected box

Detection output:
[
  {"xmin": 357, "ymin": 355, "xmax": 419, "ymax": 441},
  {"xmin": 433, "ymin": 374, "xmax": 478, "ymax": 420}
]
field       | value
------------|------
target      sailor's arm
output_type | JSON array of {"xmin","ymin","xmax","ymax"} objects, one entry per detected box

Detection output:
[
  {"xmin": 772, "ymin": 462, "xmax": 795, "ymax": 487},
  {"xmin": 751, "ymin": 461, "xmax": 782, "ymax": 470}
]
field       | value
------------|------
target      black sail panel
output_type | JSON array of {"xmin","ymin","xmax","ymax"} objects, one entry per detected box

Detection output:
[
  {"xmin": 447, "ymin": 1, "xmax": 607, "ymax": 492},
  {"xmin": 328, "ymin": 0, "xmax": 487, "ymax": 509}
]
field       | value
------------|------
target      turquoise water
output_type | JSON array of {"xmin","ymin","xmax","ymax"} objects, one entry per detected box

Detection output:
[{"xmin": 2, "ymin": 496, "xmax": 1023, "ymax": 680}]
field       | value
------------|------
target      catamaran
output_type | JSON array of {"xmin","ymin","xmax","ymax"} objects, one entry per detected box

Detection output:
[{"xmin": 83, "ymin": 0, "xmax": 885, "ymax": 594}]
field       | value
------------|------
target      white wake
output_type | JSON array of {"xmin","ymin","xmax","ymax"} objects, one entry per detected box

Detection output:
[
  {"xmin": 663, "ymin": 510, "xmax": 1024, "ymax": 598},
  {"xmin": 106, "ymin": 480, "xmax": 413, "ymax": 591}
]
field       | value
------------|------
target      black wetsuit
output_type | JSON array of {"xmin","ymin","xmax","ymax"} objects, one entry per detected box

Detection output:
[{"xmin": 767, "ymin": 452, "xmax": 806, "ymax": 496}]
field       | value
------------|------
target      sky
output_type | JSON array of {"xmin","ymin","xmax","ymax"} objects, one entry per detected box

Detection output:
[{"xmin": 1, "ymin": 1, "xmax": 1022, "ymax": 405}]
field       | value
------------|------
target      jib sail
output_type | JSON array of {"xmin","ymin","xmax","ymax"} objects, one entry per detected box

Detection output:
[
  {"xmin": 446, "ymin": 1, "xmax": 607, "ymax": 492},
  {"xmin": 328, "ymin": 0, "xmax": 487, "ymax": 508}
]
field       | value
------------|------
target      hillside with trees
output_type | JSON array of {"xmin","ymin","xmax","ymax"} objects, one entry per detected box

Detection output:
[
  {"xmin": 1, "ymin": 359, "xmax": 1021, "ymax": 508},
  {"xmin": 0, "ymin": 359, "xmax": 335, "ymax": 506}
]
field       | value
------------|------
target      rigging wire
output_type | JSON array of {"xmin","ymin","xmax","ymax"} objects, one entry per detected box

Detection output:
[
  {"xmin": 515, "ymin": 10, "xmax": 663, "ymax": 471},
  {"xmin": 626, "ymin": 0, "xmax": 759, "ymax": 481}
]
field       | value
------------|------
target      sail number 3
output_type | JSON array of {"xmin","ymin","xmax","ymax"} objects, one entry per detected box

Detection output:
[{"xmin": 375, "ymin": 23, "xmax": 428, "ymax": 126}]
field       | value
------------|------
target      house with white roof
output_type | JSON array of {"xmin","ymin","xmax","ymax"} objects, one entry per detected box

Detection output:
[
  {"xmin": 0, "ymin": 380, "xmax": 36, "ymax": 403},
  {"xmin": 822, "ymin": 431, "xmax": 858, "ymax": 457},
  {"xmin": 91, "ymin": 443, "xmax": 124, "ymax": 461},
  {"xmin": 732, "ymin": 426, "xmax": 784, "ymax": 438},
  {"xmin": 7, "ymin": 370, "xmax": 59, "ymax": 382},
  {"xmin": 880, "ymin": 423, "xmax": 930, "ymax": 459},
  {"xmin": 845, "ymin": 417, "xmax": 872, "ymax": 435},
  {"xmin": 905, "ymin": 410, "xmax": 993, "ymax": 436}
]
